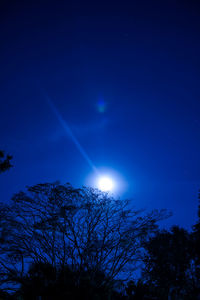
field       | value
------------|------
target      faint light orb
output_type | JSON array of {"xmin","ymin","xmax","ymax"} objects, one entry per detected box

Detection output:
[
  {"xmin": 97, "ymin": 99, "xmax": 106, "ymax": 113},
  {"xmin": 98, "ymin": 176, "xmax": 114, "ymax": 192}
]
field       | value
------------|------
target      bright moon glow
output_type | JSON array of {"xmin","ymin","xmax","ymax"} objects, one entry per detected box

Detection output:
[{"xmin": 98, "ymin": 176, "xmax": 114, "ymax": 192}]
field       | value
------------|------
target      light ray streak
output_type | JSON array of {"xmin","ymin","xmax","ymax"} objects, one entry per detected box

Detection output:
[{"xmin": 44, "ymin": 93, "xmax": 98, "ymax": 174}]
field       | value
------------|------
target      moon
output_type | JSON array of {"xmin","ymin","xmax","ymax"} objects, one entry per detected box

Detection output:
[{"xmin": 98, "ymin": 176, "xmax": 114, "ymax": 192}]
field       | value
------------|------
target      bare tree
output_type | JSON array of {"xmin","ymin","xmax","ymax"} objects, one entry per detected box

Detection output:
[{"xmin": 0, "ymin": 182, "xmax": 167, "ymax": 292}]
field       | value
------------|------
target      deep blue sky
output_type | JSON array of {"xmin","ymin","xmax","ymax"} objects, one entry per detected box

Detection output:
[{"xmin": 1, "ymin": 0, "xmax": 200, "ymax": 228}]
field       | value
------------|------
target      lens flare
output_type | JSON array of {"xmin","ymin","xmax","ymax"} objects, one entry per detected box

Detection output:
[
  {"xmin": 97, "ymin": 99, "xmax": 106, "ymax": 113},
  {"xmin": 44, "ymin": 93, "xmax": 98, "ymax": 174}
]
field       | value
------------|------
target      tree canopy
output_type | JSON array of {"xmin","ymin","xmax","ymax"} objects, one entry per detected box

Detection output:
[{"xmin": 0, "ymin": 182, "xmax": 166, "ymax": 297}]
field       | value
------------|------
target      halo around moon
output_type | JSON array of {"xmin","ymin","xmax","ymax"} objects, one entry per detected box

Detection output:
[
  {"xmin": 98, "ymin": 176, "xmax": 114, "ymax": 192},
  {"xmin": 85, "ymin": 167, "xmax": 127, "ymax": 195}
]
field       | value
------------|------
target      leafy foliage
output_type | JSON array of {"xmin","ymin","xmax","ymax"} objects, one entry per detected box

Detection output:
[
  {"xmin": 142, "ymin": 226, "xmax": 198, "ymax": 299},
  {"xmin": 18, "ymin": 262, "xmax": 118, "ymax": 300},
  {"xmin": 0, "ymin": 150, "xmax": 12, "ymax": 173}
]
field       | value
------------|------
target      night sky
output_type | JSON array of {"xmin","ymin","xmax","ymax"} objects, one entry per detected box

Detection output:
[{"xmin": 1, "ymin": 1, "xmax": 200, "ymax": 228}]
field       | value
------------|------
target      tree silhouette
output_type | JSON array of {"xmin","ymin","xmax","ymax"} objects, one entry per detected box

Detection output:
[
  {"xmin": 142, "ymin": 226, "xmax": 193, "ymax": 300},
  {"xmin": 0, "ymin": 182, "xmax": 166, "ymax": 297},
  {"xmin": 0, "ymin": 150, "xmax": 12, "ymax": 173},
  {"xmin": 190, "ymin": 191, "xmax": 200, "ymax": 299},
  {"xmin": 18, "ymin": 261, "xmax": 121, "ymax": 300}
]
